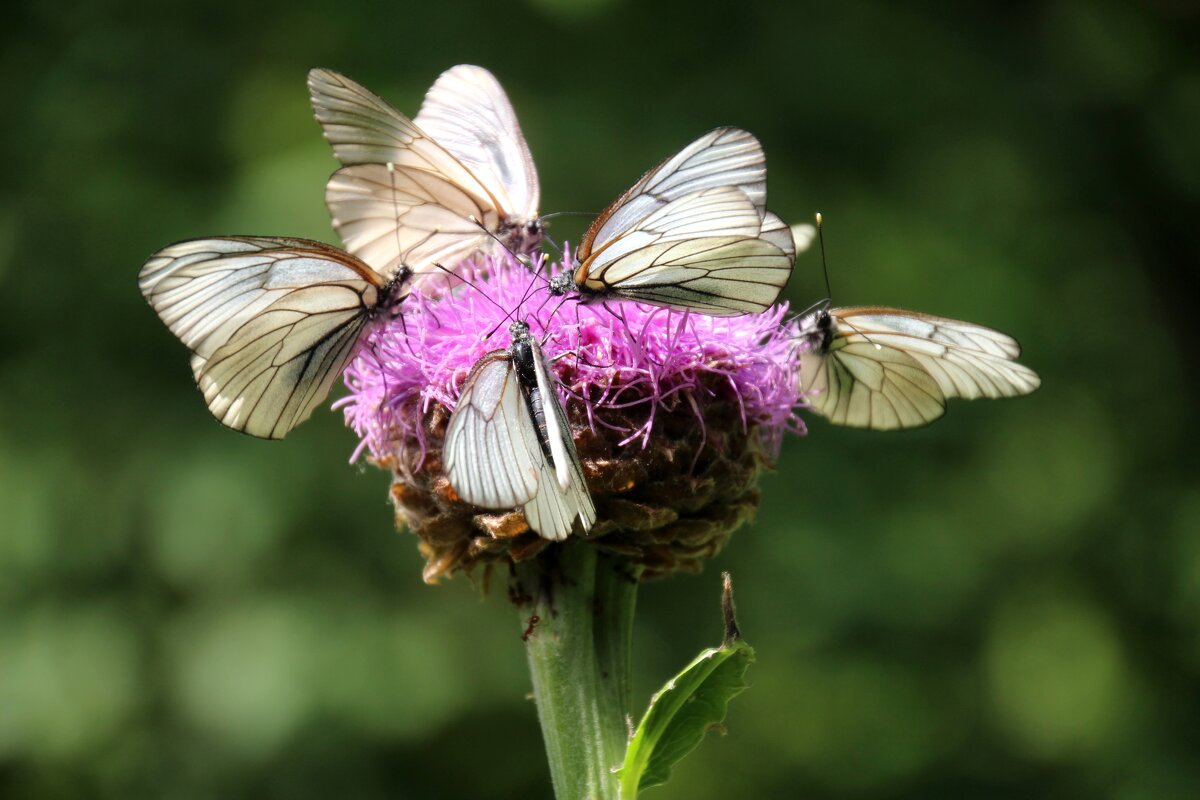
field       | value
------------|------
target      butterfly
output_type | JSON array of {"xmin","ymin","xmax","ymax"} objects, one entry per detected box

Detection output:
[
  {"xmin": 139, "ymin": 236, "xmax": 409, "ymax": 439},
  {"xmin": 308, "ymin": 65, "xmax": 542, "ymax": 288},
  {"xmin": 548, "ymin": 127, "xmax": 795, "ymax": 315},
  {"xmin": 794, "ymin": 305, "xmax": 1041, "ymax": 430},
  {"xmin": 443, "ymin": 319, "xmax": 595, "ymax": 541}
]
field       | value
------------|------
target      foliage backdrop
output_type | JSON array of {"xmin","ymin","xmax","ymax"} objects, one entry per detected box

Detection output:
[{"xmin": 2, "ymin": 0, "xmax": 1198, "ymax": 797}]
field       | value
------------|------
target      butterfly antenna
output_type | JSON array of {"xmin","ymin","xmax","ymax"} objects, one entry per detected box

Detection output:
[
  {"xmin": 541, "ymin": 231, "xmax": 564, "ymax": 260},
  {"xmin": 428, "ymin": 261, "xmax": 515, "ymax": 324},
  {"xmin": 811, "ymin": 213, "xmax": 878, "ymax": 349},
  {"xmin": 387, "ymin": 163, "xmax": 407, "ymax": 276},
  {"xmin": 539, "ymin": 211, "xmax": 597, "ymax": 221},
  {"xmin": 816, "ymin": 212, "xmax": 833, "ymax": 303}
]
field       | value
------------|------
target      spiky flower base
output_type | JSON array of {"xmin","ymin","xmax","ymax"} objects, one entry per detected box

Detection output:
[
  {"xmin": 381, "ymin": 390, "xmax": 771, "ymax": 582},
  {"xmin": 340, "ymin": 252, "xmax": 806, "ymax": 581}
]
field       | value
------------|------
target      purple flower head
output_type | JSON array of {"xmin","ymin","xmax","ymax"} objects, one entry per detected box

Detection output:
[{"xmin": 340, "ymin": 249, "xmax": 809, "ymax": 581}]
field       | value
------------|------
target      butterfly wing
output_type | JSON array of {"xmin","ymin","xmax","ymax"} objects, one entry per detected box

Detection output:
[
  {"xmin": 799, "ymin": 307, "xmax": 1041, "ymax": 430},
  {"xmin": 414, "ymin": 65, "xmax": 539, "ymax": 219},
  {"xmin": 444, "ymin": 348, "xmax": 595, "ymax": 541},
  {"xmin": 324, "ymin": 163, "xmax": 494, "ymax": 288},
  {"xmin": 309, "ymin": 68, "xmax": 536, "ymax": 278},
  {"xmin": 576, "ymin": 186, "xmax": 793, "ymax": 315},
  {"xmin": 799, "ymin": 336, "xmax": 948, "ymax": 430},
  {"xmin": 139, "ymin": 237, "xmax": 386, "ymax": 438},
  {"xmin": 445, "ymin": 353, "xmax": 543, "ymax": 510},
  {"xmin": 581, "ymin": 128, "xmax": 768, "ymax": 256},
  {"xmin": 527, "ymin": 342, "xmax": 595, "ymax": 539},
  {"xmin": 786, "ymin": 222, "xmax": 817, "ymax": 255}
]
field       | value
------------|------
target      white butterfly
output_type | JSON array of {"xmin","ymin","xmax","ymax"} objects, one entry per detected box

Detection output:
[
  {"xmin": 549, "ymin": 127, "xmax": 795, "ymax": 315},
  {"xmin": 139, "ymin": 236, "xmax": 408, "ymax": 439},
  {"xmin": 795, "ymin": 306, "xmax": 1040, "ymax": 430},
  {"xmin": 443, "ymin": 320, "xmax": 595, "ymax": 541},
  {"xmin": 308, "ymin": 66, "xmax": 542, "ymax": 287}
]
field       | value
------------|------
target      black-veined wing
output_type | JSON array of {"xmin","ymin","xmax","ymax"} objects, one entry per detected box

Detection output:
[
  {"xmin": 561, "ymin": 185, "xmax": 794, "ymax": 315},
  {"xmin": 324, "ymin": 163, "xmax": 497, "ymax": 287},
  {"xmin": 413, "ymin": 65, "xmax": 539, "ymax": 224},
  {"xmin": 586, "ymin": 127, "xmax": 769, "ymax": 250},
  {"xmin": 308, "ymin": 67, "xmax": 541, "ymax": 283},
  {"xmin": 797, "ymin": 306, "xmax": 1041, "ymax": 430},
  {"xmin": 139, "ymin": 236, "xmax": 400, "ymax": 439},
  {"xmin": 443, "ymin": 323, "xmax": 594, "ymax": 541}
]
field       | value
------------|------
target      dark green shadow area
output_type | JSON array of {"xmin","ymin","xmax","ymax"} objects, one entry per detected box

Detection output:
[{"xmin": 1, "ymin": 0, "xmax": 1197, "ymax": 797}]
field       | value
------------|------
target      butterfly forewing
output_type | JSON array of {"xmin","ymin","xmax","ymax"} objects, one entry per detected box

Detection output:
[
  {"xmin": 308, "ymin": 69, "xmax": 489, "ymax": 195},
  {"xmin": 444, "ymin": 353, "xmax": 542, "ymax": 509},
  {"xmin": 577, "ymin": 186, "xmax": 792, "ymax": 315},
  {"xmin": 564, "ymin": 130, "xmax": 795, "ymax": 315},
  {"xmin": 581, "ymin": 127, "xmax": 767, "ymax": 258},
  {"xmin": 413, "ymin": 65, "xmax": 539, "ymax": 219},
  {"xmin": 140, "ymin": 236, "xmax": 392, "ymax": 439}
]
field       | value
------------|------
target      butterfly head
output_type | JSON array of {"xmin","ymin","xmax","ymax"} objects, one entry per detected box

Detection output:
[
  {"xmin": 375, "ymin": 266, "xmax": 413, "ymax": 318},
  {"xmin": 499, "ymin": 216, "xmax": 545, "ymax": 257},
  {"xmin": 547, "ymin": 272, "xmax": 573, "ymax": 297},
  {"xmin": 793, "ymin": 304, "xmax": 836, "ymax": 354},
  {"xmin": 508, "ymin": 319, "xmax": 532, "ymax": 343}
]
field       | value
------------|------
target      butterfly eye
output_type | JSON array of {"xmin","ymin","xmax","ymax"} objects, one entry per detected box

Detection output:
[{"xmin": 526, "ymin": 220, "xmax": 542, "ymax": 236}]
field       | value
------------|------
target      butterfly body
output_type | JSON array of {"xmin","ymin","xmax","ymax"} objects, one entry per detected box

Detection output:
[
  {"xmin": 444, "ymin": 320, "xmax": 595, "ymax": 540},
  {"xmin": 498, "ymin": 217, "xmax": 545, "ymax": 259}
]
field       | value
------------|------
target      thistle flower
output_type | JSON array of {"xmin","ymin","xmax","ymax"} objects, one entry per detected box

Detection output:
[{"xmin": 339, "ymin": 250, "xmax": 808, "ymax": 582}]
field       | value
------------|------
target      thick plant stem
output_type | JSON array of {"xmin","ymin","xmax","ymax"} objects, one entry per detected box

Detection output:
[
  {"xmin": 516, "ymin": 542, "xmax": 639, "ymax": 800},
  {"xmin": 593, "ymin": 553, "xmax": 641, "ymax": 759}
]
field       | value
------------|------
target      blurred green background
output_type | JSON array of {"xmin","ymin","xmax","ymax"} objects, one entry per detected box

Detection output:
[{"xmin": 2, "ymin": 0, "xmax": 1198, "ymax": 797}]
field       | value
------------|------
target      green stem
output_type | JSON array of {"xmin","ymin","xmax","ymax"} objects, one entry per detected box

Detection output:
[
  {"xmin": 517, "ymin": 542, "xmax": 639, "ymax": 800},
  {"xmin": 594, "ymin": 553, "xmax": 641, "ymax": 759}
]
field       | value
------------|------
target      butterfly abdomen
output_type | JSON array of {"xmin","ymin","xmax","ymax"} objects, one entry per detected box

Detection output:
[{"xmin": 511, "ymin": 338, "xmax": 557, "ymax": 466}]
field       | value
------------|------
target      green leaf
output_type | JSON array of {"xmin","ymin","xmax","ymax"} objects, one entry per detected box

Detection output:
[{"xmin": 617, "ymin": 575, "xmax": 755, "ymax": 797}]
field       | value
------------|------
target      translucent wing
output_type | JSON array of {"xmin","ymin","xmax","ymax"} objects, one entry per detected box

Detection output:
[
  {"xmin": 800, "ymin": 337, "xmax": 948, "ymax": 430},
  {"xmin": 444, "ymin": 348, "xmax": 595, "ymax": 541},
  {"xmin": 787, "ymin": 222, "xmax": 817, "ymax": 255},
  {"xmin": 760, "ymin": 211, "xmax": 797, "ymax": 261},
  {"xmin": 139, "ymin": 236, "xmax": 385, "ymax": 358},
  {"xmin": 583, "ymin": 127, "xmax": 767, "ymax": 255},
  {"xmin": 308, "ymin": 68, "xmax": 539, "ymax": 278},
  {"xmin": 307, "ymin": 68, "xmax": 494, "ymax": 199},
  {"xmin": 577, "ymin": 186, "xmax": 793, "ymax": 315},
  {"xmin": 414, "ymin": 65, "xmax": 539, "ymax": 219},
  {"xmin": 324, "ymin": 163, "xmax": 494, "ymax": 288},
  {"xmin": 799, "ymin": 307, "xmax": 1041, "ymax": 430},
  {"xmin": 139, "ymin": 237, "xmax": 386, "ymax": 438},
  {"xmin": 444, "ymin": 354, "xmax": 543, "ymax": 509},
  {"xmin": 526, "ymin": 342, "xmax": 595, "ymax": 540}
]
